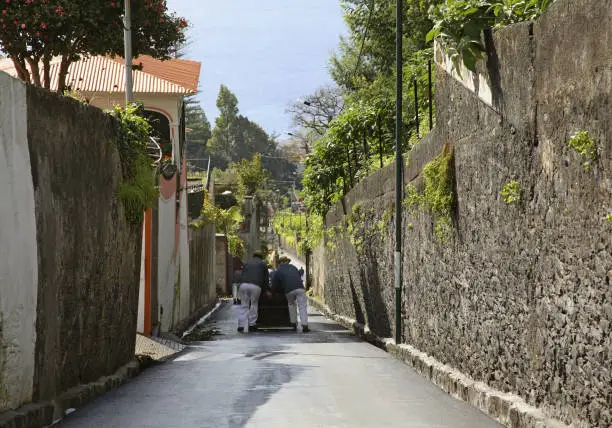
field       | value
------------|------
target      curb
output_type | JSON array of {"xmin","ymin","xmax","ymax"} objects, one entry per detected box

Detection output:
[
  {"xmin": 180, "ymin": 300, "xmax": 224, "ymax": 340},
  {"xmin": 0, "ymin": 303, "xmax": 226, "ymax": 428},
  {"xmin": 307, "ymin": 297, "xmax": 570, "ymax": 428},
  {"xmin": 172, "ymin": 300, "xmax": 221, "ymax": 338},
  {"xmin": 0, "ymin": 360, "xmax": 142, "ymax": 428}
]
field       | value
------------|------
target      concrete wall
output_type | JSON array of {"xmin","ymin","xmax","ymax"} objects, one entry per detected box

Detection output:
[
  {"xmin": 314, "ymin": 1, "xmax": 611, "ymax": 426},
  {"xmin": 26, "ymin": 85, "xmax": 143, "ymax": 403},
  {"xmin": 179, "ymin": 157, "xmax": 190, "ymax": 322},
  {"xmin": 157, "ymin": 178, "xmax": 177, "ymax": 333},
  {"xmin": 0, "ymin": 72, "xmax": 38, "ymax": 412}
]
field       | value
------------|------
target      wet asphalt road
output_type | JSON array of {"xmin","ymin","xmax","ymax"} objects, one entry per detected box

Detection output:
[{"xmin": 58, "ymin": 302, "xmax": 502, "ymax": 428}]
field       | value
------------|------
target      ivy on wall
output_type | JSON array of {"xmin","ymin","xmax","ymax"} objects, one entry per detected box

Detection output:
[{"xmin": 109, "ymin": 104, "xmax": 158, "ymax": 226}]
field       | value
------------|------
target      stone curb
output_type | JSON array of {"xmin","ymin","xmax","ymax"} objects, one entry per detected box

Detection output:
[
  {"xmin": 180, "ymin": 300, "xmax": 224, "ymax": 340},
  {"xmin": 307, "ymin": 297, "xmax": 570, "ymax": 428},
  {"xmin": 0, "ymin": 360, "xmax": 141, "ymax": 428},
  {"xmin": 171, "ymin": 300, "xmax": 221, "ymax": 338},
  {"xmin": 0, "ymin": 301, "xmax": 226, "ymax": 428}
]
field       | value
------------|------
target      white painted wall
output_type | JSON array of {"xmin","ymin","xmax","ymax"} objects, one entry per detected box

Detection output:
[
  {"xmin": 0, "ymin": 73, "xmax": 38, "ymax": 412},
  {"xmin": 157, "ymin": 195, "xmax": 176, "ymax": 332},
  {"xmin": 179, "ymin": 187, "xmax": 190, "ymax": 320}
]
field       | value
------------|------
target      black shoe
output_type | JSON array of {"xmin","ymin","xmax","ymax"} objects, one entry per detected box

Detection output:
[
  {"xmin": 233, "ymin": 299, "xmax": 238, "ymax": 305},
  {"xmin": 302, "ymin": 325, "xmax": 310, "ymax": 333},
  {"xmin": 249, "ymin": 325, "xmax": 259, "ymax": 332},
  {"xmin": 290, "ymin": 323, "xmax": 297, "ymax": 332},
  {"xmin": 237, "ymin": 327, "xmax": 244, "ymax": 333}
]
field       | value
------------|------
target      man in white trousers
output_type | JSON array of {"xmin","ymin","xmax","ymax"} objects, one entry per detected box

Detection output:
[
  {"xmin": 236, "ymin": 250, "xmax": 269, "ymax": 333},
  {"xmin": 271, "ymin": 256, "xmax": 309, "ymax": 332}
]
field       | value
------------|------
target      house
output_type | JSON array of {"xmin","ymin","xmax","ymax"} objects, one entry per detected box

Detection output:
[{"xmin": 0, "ymin": 55, "xmax": 203, "ymax": 335}]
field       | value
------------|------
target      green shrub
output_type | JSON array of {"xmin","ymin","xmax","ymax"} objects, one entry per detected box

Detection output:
[{"xmin": 109, "ymin": 105, "xmax": 157, "ymax": 226}]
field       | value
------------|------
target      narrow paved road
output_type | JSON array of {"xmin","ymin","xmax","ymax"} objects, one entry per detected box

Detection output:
[{"xmin": 59, "ymin": 302, "xmax": 502, "ymax": 428}]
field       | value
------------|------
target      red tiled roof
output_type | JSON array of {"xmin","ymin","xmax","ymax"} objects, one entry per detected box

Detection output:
[
  {"xmin": 112, "ymin": 56, "xmax": 200, "ymax": 93},
  {"xmin": 0, "ymin": 55, "xmax": 200, "ymax": 94}
]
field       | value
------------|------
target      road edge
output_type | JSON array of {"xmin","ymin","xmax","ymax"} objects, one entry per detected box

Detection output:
[
  {"xmin": 0, "ymin": 302, "xmax": 227, "ymax": 428},
  {"xmin": 0, "ymin": 360, "xmax": 142, "ymax": 428},
  {"xmin": 307, "ymin": 297, "xmax": 569, "ymax": 428}
]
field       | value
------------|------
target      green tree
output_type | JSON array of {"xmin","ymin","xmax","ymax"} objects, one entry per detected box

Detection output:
[
  {"xmin": 299, "ymin": 0, "xmax": 443, "ymax": 216},
  {"xmin": 232, "ymin": 116, "xmax": 276, "ymax": 160},
  {"xmin": 0, "ymin": 0, "xmax": 187, "ymax": 91},
  {"xmin": 330, "ymin": 0, "xmax": 441, "ymax": 90},
  {"xmin": 208, "ymin": 84, "xmax": 239, "ymax": 163},
  {"xmin": 185, "ymin": 95, "xmax": 212, "ymax": 145},
  {"xmin": 427, "ymin": 0, "xmax": 553, "ymax": 72},
  {"xmin": 234, "ymin": 154, "xmax": 270, "ymax": 197}
]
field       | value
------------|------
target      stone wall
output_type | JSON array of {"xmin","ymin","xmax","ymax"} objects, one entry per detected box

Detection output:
[
  {"xmin": 314, "ymin": 1, "xmax": 612, "ymax": 426},
  {"xmin": 239, "ymin": 196, "xmax": 261, "ymax": 258},
  {"xmin": 26, "ymin": 86, "xmax": 143, "ymax": 404},
  {"xmin": 215, "ymin": 234, "xmax": 229, "ymax": 295},
  {"xmin": 310, "ymin": 245, "xmax": 326, "ymax": 299},
  {"xmin": 0, "ymin": 72, "xmax": 38, "ymax": 413}
]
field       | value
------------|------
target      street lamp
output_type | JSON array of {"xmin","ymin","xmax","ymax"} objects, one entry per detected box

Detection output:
[
  {"xmin": 124, "ymin": 0, "xmax": 133, "ymax": 104},
  {"xmin": 394, "ymin": 0, "xmax": 403, "ymax": 345}
]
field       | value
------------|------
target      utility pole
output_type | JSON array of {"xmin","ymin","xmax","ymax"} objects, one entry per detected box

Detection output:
[
  {"xmin": 395, "ymin": 0, "xmax": 403, "ymax": 345},
  {"xmin": 124, "ymin": 0, "xmax": 133, "ymax": 104}
]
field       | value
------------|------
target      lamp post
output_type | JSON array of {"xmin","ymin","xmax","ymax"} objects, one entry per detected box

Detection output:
[
  {"xmin": 124, "ymin": 0, "xmax": 133, "ymax": 104},
  {"xmin": 394, "ymin": 0, "xmax": 403, "ymax": 345}
]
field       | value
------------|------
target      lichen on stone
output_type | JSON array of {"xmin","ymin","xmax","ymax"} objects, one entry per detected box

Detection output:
[
  {"xmin": 403, "ymin": 183, "xmax": 425, "ymax": 214},
  {"xmin": 422, "ymin": 143, "xmax": 456, "ymax": 242},
  {"xmin": 568, "ymin": 130, "xmax": 598, "ymax": 171},
  {"xmin": 501, "ymin": 180, "xmax": 521, "ymax": 205}
]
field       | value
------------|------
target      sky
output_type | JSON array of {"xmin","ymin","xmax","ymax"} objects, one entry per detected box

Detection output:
[{"xmin": 166, "ymin": 0, "xmax": 348, "ymax": 136}]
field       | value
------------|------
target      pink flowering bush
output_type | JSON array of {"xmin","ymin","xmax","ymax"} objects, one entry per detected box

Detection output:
[{"xmin": 0, "ymin": 0, "xmax": 188, "ymax": 90}]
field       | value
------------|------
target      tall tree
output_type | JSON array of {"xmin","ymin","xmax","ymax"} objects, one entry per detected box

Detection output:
[
  {"xmin": 286, "ymin": 86, "xmax": 344, "ymax": 139},
  {"xmin": 0, "ymin": 0, "xmax": 187, "ymax": 91},
  {"xmin": 185, "ymin": 95, "xmax": 212, "ymax": 145},
  {"xmin": 208, "ymin": 84, "xmax": 276, "ymax": 162},
  {"xmin": 207, "ymin": 84, "xmax": 239, "ymax": 162},
  {"xmin": 331, "ymin": 0, "xmax": 440, "ymax": 88}
]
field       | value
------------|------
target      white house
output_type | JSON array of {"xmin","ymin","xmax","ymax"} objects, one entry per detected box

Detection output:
[{"xmin": 0, "ymin": 55, "xmax": 202, "ymax": 335}]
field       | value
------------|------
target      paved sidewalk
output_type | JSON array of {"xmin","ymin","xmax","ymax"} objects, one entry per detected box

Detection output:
[{"xmin": 135, "ymin": 334, "xmax": 186, "ymax": 361}]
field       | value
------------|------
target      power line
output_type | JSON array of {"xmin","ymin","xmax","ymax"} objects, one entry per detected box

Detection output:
[{"xmin": 187, "ymin": 154, "xmax": 303, "ymax": 161}]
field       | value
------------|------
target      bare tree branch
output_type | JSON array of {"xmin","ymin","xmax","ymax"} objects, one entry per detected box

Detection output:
[{"xmin": 286, "ymin": 86, "xmax": 344, "ymax": 138}]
